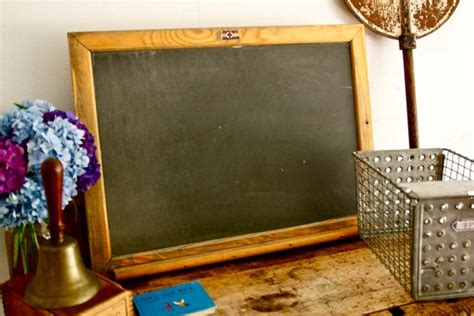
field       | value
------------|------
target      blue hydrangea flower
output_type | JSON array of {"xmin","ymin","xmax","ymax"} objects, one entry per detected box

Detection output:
[
  {"xmin": 0, "ymin": 178, "xmax": 47, "ymax": 228},
  {"xmin": 26, "ymin": 117, "xmax": 89, "ymax": 207},
  {"xmin": 0, "ymin": 100, "xmax": 99, "ymax": 228},
  {"xmin": 0, "ymin": 100, "xmax": 54, "ymax": 143},
  {"xmin": 0, "ymin": 99, "xmax": 102, "ymax": 273}
]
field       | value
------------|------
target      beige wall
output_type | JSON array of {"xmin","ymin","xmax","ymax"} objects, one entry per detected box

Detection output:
[{"xmin": 1, "ymin": 0, "xmax": 473, "ymax": 285}]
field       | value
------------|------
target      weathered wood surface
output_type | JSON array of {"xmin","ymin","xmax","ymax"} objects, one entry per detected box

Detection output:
[
  {"xmin": 369, "ymin": 298, "xmax": 474, "ymax": 316},
  {"xmin": 122, "ymin": 240, "xmax": 414, "ymax": 315}
]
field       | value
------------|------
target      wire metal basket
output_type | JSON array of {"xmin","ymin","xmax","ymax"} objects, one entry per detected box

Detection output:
[{"xmin": 354, "ymin": 148, "xmax": 474, "ymax": 300}]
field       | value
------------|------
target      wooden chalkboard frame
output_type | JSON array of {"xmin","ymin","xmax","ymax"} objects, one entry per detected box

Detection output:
[{"xmin": 68, "ymin": 25, "xmax": 373, "ymax": 280}]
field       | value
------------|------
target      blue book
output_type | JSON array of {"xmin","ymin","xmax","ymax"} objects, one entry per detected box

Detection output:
[{"xmin": 133, "ymin": 281, "xmax": 217, "ymax": 315}]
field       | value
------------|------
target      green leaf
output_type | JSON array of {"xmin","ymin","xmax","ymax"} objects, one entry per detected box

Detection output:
[
  {"xmin": 13, "ymin": 229, "xmax": 20, "ymax": 268},
  {"xmin": 13, "ymin": 224, "xmax": 26, "ymax": 271},
  {"xmin": 20, "ymin": 238, "xmax": 29, "ymax": 274},
  {"xmin": 14, "ymin": 103, "xmax": 29, "ymax": 110},
  {"xmin": 26, "ymin": 224, "xmax": 38, "ymax": 263},
  {"xmin": 28, "ymin": 223, "xmax": 40, "ymax": 251},
  {"xmin": 17, "ymin": 224, "xmax": 28, "ymax": 273}
]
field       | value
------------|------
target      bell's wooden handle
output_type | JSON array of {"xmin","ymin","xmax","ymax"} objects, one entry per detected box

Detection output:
[{"xmin": 41, "ymin": 158, "xmax": 65, "ymax": 243}]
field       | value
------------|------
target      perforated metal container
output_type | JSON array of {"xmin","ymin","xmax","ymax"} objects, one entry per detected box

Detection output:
[{"xmin": 354, "ymin": 148, "xmax": 474, "ymax": 300}]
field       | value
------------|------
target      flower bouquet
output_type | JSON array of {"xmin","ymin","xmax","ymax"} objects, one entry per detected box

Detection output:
[{"xmin": 0, "ymin": 100, "xmax": 100, "ymax": 273}]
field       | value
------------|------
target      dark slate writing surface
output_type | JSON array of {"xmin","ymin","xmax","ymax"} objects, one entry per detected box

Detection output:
[{"xmin": 92, "ymin": 43, "xmax": 357, "ymax": 256}]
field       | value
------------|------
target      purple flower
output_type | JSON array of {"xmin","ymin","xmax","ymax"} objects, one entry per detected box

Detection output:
[
  {"xmin": 76, "ymin": 155, "xmax": 101, "ymax": 192},
  {"xmin": 44, "ymin": 110, "xmax": 100, "ymax": 192},
  {"xmin": 0, "ymin": 138, "xmax": 27, "ymax": 194}
]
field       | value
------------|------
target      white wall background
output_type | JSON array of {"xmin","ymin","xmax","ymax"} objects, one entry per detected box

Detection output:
[{"xmin": 0, "ymin": 0, "xmax": 473, "ymax": 287}]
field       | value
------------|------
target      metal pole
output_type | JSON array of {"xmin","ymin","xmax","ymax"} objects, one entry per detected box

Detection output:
[
  {"xmin": 401, "ymin": 39, "xmax": 419, "ymax": 149},
  {"xmin": 400, "ymin": 0, "xmax": 419, "ymax": 149}
]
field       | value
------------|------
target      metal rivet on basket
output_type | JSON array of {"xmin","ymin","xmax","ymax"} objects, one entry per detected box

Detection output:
[
  {"xmin": 385, "ymin": 167, "xmax": 392, "ymax": 173},
  {"xmin": 374, "ymin": 156, "xmax": 380, "ymax": 163},
  {"xmin": 435, "ymin": 257, "xmax": 444, "ymax": 264},
  {"xmin": 425, "ymin": 204, "xmax": 434, "ymax": 212},
  {"xmin": 423, "ymin": 259, "xmax": 431, "ymax": 266},
  {"xmin": 419, "ymin": 154, "xmax": 426, "ymax": 160},
  {"xmin": 384, "ymin": 156, "xmax": 392, "ymax": 162},
  {"xmin": 438, "ymin": 217, "xmax": 447, "ymax": 224},
  {"xmin": 450, "ymin": 242, "xmax": 458, "ymax": 249},
  {"xmin": 424, "ymin": 232, "xmax": 432, "ymax": 238},
  {"xmin": 396, "ymin": 166, "xmax": 402, "ymax": 173},
  {"xmin": 424, "ymin": 218, "xmax": 432, "ymax": 225},
  {"xmin": 409, "ymin": 155, "xmax": 415, "ymax": 161},
  {"xmin": 461, "ymin": 268, "xmax": 468, "ymax": 275},
  {"xmin": 428, "ymin": 176, "xmax": 434, "ymax": 181},
  {"xmin": 447, "ymin": 282, "xmax": 455, "ymax": 289},
  {"xmin": 456, "ymin": 202, "xmax": 464, "ymax": 210},
  {"xmin": 418, "ymin": 165, "xmax": 424, "ymax": 171},
  {"xmin": 448, "ymin": 269, "xmax": 456, "ymax": 277},
  {"xmin": 463, "ymin": 241, "xmax": 471, "ymax": 248},
  {"xmin": 437, "ymin": 230, "xmax": 445, "ymax": 237},
  {"xmin": 423, "ymin": 245, "xmax": 431, "ymax": 252},
  {"xmin": 435, "ymin": 284, "xmax": 442, "ymax": 291},
  {"xmin": 462, "ymin": 254, "xmax": 469, "ymax": 261},
  {"xmin": 407, "ymin": 177, "xmax": 413, "ymax": 183},
  {"xmin": 448, "ymin": 255, "xmax": 456, "ymax": 263},
  {"xmin": 437, "ymin": 244, "xmax": 445, "ymax": 251},
  {"xmin": 460, "ymin": 281, "xmax": 467, "ymax": 289},
  {"xmin": 397, "ymin": 155, "xmax": 403, "ymax": 162},
  {"xmin": 440, "ymin": 203, "xmax": 449, "ymax": 211},
  {"xmin": 430, "ymin": 154, "xmax": 436, "ymax": 160},
  {"xmin": 407, "ymin": 166, "xmax": 413, "ymax": 172},
  {"xmin": 435, "ymin": 270, "xmax": 443, "ymax": 277},
  {"xmin": 422, "ymin": 285, "xmax": 430, "ymax": 292}
]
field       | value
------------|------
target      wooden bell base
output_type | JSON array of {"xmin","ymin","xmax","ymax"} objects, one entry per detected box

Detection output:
[{"xmin": 1, "ymin": 272, "xmax": 133, "ymax": 315}]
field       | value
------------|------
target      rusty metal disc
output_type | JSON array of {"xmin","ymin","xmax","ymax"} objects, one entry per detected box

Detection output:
[{"xmin": 344, "ymin": 0, "xmax": 459, "ymax": 39}]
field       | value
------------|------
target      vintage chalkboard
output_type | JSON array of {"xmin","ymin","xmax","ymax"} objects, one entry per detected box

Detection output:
[{"xmin": 68, "ymin": 25, "xmax": 373, "ymax": 280}]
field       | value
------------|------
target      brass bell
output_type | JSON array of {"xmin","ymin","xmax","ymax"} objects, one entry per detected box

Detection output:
[{"xmin": 24, "ymin": 158, "xmax": 100, "ymax": 309}]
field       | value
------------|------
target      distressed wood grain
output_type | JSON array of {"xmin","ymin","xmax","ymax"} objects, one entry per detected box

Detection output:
[{"xmin": 122, "ymin": 240, "xmax": 413, "ymax": 315}]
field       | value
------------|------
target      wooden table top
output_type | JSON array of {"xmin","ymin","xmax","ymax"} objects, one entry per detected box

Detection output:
[
  {"xmin": 5, "ymin": 237, "xmax": 474, "ymax": 315},
  {"xmin": 121, "ymin": 239, "xmax": 474, "ymax": 315},
  {"xmin": 120, "ymin": 239, "xmax": 419, "ymax": 315}
]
